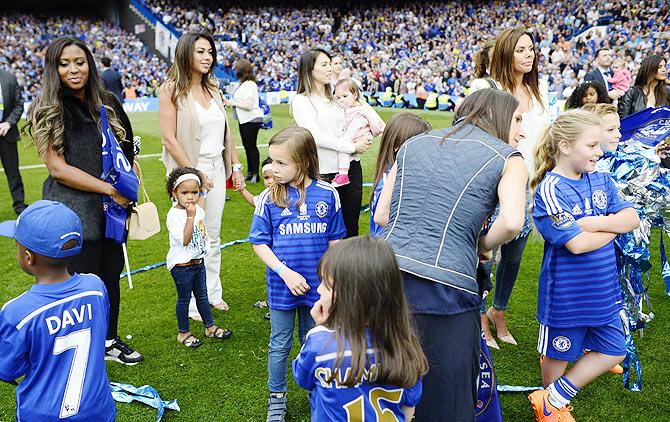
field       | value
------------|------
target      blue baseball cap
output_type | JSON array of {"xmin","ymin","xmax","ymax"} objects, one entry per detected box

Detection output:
[{"xmin": 0, "ymin": 200, "xmax": 82, "ymax": 258}]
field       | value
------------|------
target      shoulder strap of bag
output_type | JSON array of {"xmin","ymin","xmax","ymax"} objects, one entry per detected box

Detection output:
[{"xmin": 134, "ymin": 161, "xmax": 150, "ymax": 204}]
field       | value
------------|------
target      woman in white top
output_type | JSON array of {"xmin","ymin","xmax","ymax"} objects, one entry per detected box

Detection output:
[
  {"xmin": 470, "ymin": 28, "xmax": 549, "ymax": 349},
  {"xmin": 291, "ymin": 48, "xmax": 370, "ymax": 238},
  {"xmin": 488, "ymin": 28, "xmax": 550, "ymax": 173},
  {"xmin": 159, "ymin": 31, "xmax": 244, "ymax": 315},
  {"xmin": 224, "ymin": 59, "xmax": 264, "ymax": 184}
]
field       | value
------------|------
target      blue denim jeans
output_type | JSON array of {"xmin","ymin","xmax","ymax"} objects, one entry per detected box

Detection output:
[
  {"xmin": 268, "ymin": 306, "xmax": 314, "ymax": 393},
  {"xmin": 170, "ymin": 262, "xmax": 214, "ymax": 332},
  {"xmin": 480, "ymin": 233, "xmax": 530, "ymax": 313}
]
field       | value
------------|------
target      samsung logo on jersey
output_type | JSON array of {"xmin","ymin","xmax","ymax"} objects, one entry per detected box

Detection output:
[{"xmin": 279, "ymin": 222, "xmax": 328, "ymax": 236}]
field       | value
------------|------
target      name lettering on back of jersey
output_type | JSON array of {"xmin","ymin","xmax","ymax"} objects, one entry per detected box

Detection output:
[
  {"xmin": 279, "ymin": 222, "xmax": 328, "ymax": 236},
  {"xmin": 45, "ymin": 303, "xmax": 93, "ymax": 335},
  {"xmin": 314, "ymin": 363, "xmax": 380, "ymax": 389}
]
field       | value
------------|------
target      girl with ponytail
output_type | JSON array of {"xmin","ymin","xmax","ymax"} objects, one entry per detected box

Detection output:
[{"xmin": 528, "ymin": 110, "xmax": 640, "ymax": 421}]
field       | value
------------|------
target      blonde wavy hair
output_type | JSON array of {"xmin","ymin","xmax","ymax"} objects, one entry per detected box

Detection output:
[
  {"xmin": 24, "ymin": 36, "xmax": 127, "ymax": 158},
  {"xmin": 530, "ymin": 110, "xmax": 601, "ymax": 193}
]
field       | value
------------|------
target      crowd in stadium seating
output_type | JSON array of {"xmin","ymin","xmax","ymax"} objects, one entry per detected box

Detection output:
[
  {"xmin": 142, "ymin": 0, "xmax": 669, "ymax": 99},
  {"xmin": 1, "ymin": 0, "xmax": 668, "ymax": 102},
  {"xmin": 0, "ymin": 15, "xmax": 169, "ymax": 101}
]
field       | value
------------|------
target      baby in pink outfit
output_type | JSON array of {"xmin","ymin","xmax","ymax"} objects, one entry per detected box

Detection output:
[
  {"xmin": 608, "ymin": 58, "xmax": 632, "ymax": 92},
  {"xmin": 333, "ymin": 78, "xmax": 385, "ymax": 187}
]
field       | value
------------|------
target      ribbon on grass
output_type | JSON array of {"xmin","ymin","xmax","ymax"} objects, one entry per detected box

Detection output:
[{"xmin": 110, "ymin": 382, "xmax": 179, "ymax": 421}]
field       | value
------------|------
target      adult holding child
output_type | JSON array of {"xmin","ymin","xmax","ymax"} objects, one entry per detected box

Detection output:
[
  {"xmin": 291, "ymin": 48, "xmax": 371, "ymax": 238},
  {"xmin": 375, "ymin": 89, "xmax": 528, "ymax": 421},
  {"xmin": 471, "ymin": 27, "xmax": 549, "ymax": 348},
  {"xmin": 24, "ymin": 36, "xmax": 142, "ymax": 364},
  {"xmin": 159, "ymin": 31, "xmax": 245, "ymax": 316}
]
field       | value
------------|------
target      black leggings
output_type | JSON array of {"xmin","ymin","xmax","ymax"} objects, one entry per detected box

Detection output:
[
  {"xmin": 321, "ymin": 160, "xmax": 363, "ymax": 238},
  {"xmin": 239, "ymin": 121, "xmax": 262, "ymax": 177},
  {"xmin": 413, "ymin": 311, "xmax": 481, "ymax": 422},
  {"xmin": 68, "ymin": 239, "xmax": 124, "ymax": 340}
]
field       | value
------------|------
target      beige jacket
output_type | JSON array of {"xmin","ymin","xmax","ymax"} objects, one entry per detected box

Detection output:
[{"xmin": 161, "ymin": 88, "xmax": 233, "ymax": 178}]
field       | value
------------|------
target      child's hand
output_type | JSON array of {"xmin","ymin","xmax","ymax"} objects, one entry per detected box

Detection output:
[
  {"xmin": 577, "ymin": 216, "xmax": 605, "ymax": 233},
  {"xmin": 281, "ymin": 268, "xmax": 310, "ymax": 296},
  {"xmin": 354, "ymin": 137, "xmax": 371, "ymax": 154},
  {"xmin": 310, "ymin": 298, "xmax": 329, "ymax": 325},
  {"xmin": 200, "ymin": 174, "xmax": 214, "ymax": 193},
  {"xmin": 185, "ymin": 203, "xmax": 196, "ymax": 218}
]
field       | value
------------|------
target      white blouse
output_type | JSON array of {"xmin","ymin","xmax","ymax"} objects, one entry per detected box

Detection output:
[
  {"xmin": 291, "ymin": 93, "xmax": 355, "ymax": 175},
  {"xmin": 195, "ymin": 98, "xmax": 226, "ymax": 159},
  {"xmin": 469, "ymin": 78, "xmax": 549, "ymax": 173},
  {"xmin": 517, "ymin": 80, "xmax": 550, "ymax": 174},
  {"xmin": 233, "ymin": 80, "xmax": 264, "ymax": 124}
]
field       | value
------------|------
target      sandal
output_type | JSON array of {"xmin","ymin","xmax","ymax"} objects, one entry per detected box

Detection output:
[
  {"xmin": 178, "ymin": 334, "xmax": 202, "ymax": 348},
  {"xmin": 205, "ymin": 326, "xmax": 233, "ymax": 339},
  {"xmin": 213, "ymin": 301, "xmax": 230, "ymax": 311}
]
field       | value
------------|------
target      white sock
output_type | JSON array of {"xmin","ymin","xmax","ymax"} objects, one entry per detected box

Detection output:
[
  {"xmin": 338, "ymin": 170, "xmax": 348, "ymax": 175},
  {"xmin": 547, "ymin": 383, "xmax": 570, "ymax": 409}
]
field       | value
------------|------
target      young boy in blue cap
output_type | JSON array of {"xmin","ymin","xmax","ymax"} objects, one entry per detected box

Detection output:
[{"xmin": 0, "ymin": 200, "xmax": 116, "ymax": 421}]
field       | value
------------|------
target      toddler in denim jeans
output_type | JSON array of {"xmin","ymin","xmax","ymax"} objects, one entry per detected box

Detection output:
[{"xmin": 166, "ymin": 167, "xmax": 232, "ymax": 348}]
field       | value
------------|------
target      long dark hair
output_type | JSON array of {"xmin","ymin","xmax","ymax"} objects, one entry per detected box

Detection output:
[
  {"xmin": 634, "ymin": 55, "xmax": 669, "ymax": 107},
  {"xmin": 565, "ymin": 81, "xmax": 611, "ymax": 109},
  {"xmin": 296, "ymin": 48, "xmax": 332, "ymax": 98},
  {"xmin": 164, "ymin": 31, "xmax": 218, "ymax": 104},
  {"xmin": 372, "ymin": 113, "xmax": 431, "ymax": 201},
  {"xmin": 490, "ymin": 28, "xmax": 544, "ymax": 111},
  {"xmin": 318, "ymin": 236, "xmax": 429, "ymax": 388},
  {"xmin": 443, "ymin": 88, "xmax": 520, "ymax": 144},
  {"xmin": 24, "ymin": 36, "xmax": 126, "ymax": 158}
]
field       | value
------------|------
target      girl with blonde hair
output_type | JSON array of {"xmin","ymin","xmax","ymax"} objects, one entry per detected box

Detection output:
[{"xmin": 529, "ymin": 110, "xmax": 639, "ymax": 421}]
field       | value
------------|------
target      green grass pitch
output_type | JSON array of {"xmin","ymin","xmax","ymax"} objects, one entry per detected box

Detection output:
[{"xmin": 0, "ymin": 105, "xmax": 669, "ymax": 421}]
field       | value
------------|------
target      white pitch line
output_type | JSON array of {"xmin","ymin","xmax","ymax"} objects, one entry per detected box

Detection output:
[{"xmin": 0, "ymin": 144, "xmax": 269, "ymax": 172}]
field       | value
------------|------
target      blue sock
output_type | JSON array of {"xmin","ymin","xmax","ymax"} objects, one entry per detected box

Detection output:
[{"xmin": 547, "ymin": 376, "xmax": 580, "ymax": 408}]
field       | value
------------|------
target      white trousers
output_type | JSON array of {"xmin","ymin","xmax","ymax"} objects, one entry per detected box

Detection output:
[{"xmin": 189, "ymin": 155, "xmax": 226, "ymax": 316}]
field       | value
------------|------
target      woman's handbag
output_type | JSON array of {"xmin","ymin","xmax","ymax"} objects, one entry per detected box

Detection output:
[{"xmin": 127, "ymin": 162, "xmax": 161, "ymax": 240}]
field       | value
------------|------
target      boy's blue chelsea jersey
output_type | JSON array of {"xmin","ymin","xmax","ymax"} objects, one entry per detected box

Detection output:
[{"xmin": 0, "ymin": 273, "xmax": 116, "ymax": 421}]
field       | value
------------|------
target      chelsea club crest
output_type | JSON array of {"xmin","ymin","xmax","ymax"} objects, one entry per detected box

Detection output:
[
  {"xmin": 315, "ymin": 201, "xmax": 328, "ymax": 218},
  {"xmin": 553, "ymin": 336, "xmax": 571, "ymax": 353},
  {"xmin": 592, "ymin": 190, "xmax": 607, "ymax": 209}
]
